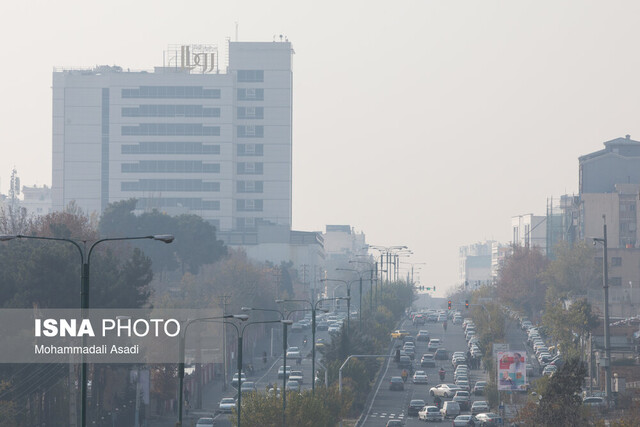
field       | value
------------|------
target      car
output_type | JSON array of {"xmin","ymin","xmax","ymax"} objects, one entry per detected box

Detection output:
[
  {"xmin": 277, "ymin": 365, "xmax": 292, "ymax": 379},
  {"xmin": 391, "ymin": 330, "xmax": 409, "ymax": 339},
  {"xmin": 291, "ymin": 322, "xmax": 303, "ymax": 332},
  {"xmin": 453, "ymin": 414, "xmax": 476, "ymax": 426},
  {"xmin": 218, "ymin": 397, "xmax": 236, "ymax": 414},
  {"xmin": 408, "ymin": 399, "xmax": 426, "ymax": 416},
  {"xmin": 473, "ymin": 381, "xmax": 487, "ymax": 395},
  {"xmin": 416, "ymin": 330, "xmax": 431, "ymax": 341},
  {"xmin": 475, "ymin": 412, "xmax": 503, "ymax": 426},
  {"xmin": 421, "ymin": 353, "xmax": 436, "ymax": 367},
  {"xmin": 542, "ymin": 364, "xmax": 557, "ymax": 376},
  {"xmin": 316, "ymin": 321, "xmax": 329, "ymax": 331},
  {"xmin": 231, "ymin": 372, "xmax": 246, "ymax": 388},
  {"xmin": 441, "ymin": 400, "xmax": 461, "ymax": 419},
  {"xmin": 389, "ymin": 376, "xmax": 404, "ymax": 391},
  {"xmin": 398, "ymin": 355, "xmax": 412, "ymax": 368},
  {"xmin": 195, "ymin": 418, "xmax": 215, "ymax": 427},
  {"xmin": 286, "ymin": 380, "xmax": 301, "ymax": 391},
  {"xmin": 328, "ymin": 325, "xmax": 340, "ymax": 333},
  {"xmin": 427, "ymin": 338, "xmax": 441, "ymax": 351},
  {"xmin": 286, "ymin": 346, "xmax": 301, "ymax": 358},
  {"xmin": 290, "ymin": 370, "xmax": 303, "ymax": 384},
  {"xmin": 413, "ymin": 315, "xmax": 426, "ymax": 325},
  {"xmin": 419, "ymin": 405, "xmax": 443, "ymax": 422},
  {"xmin": 471, "ymin": 400, "xmax": 490, "ymax": 415},
  {"xmin": 455, "ymin": 379, "xmax": 470, "ymax": 392},
  {"xmin": 434, "ymin": 348, "xmax": 449, "ymax": 360},
  {"xmin": 583, "ymin": 396, "xmax": 607, "ymax": 410},
  {"xmin": 429, "ymin": 383, "xmax": 461, "ymax": 398},
  {"xmin": 412, "ymin": 370, "xmax": 428, "ymax": 384},
  {"xmin": 240, "ymin": 381, "xmax": 256, "ymax": 394},
  {"xmin": 452, "ymin": 390, "xmax": 471, "ymax": 410},
  {"xmin": 386, "ymin": 420, "xmax": 403, "ymax": 427}
]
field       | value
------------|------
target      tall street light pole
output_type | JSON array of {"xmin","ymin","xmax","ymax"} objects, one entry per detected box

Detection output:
[
  {"xmin": 1, "ymin": 233, "xmax": 174, "ymax": 427},
  {"xmin": 177, "ymin": 314, "xmax": 249, "ymax": 427},
  {"xmin": 241, "ymin": 306, "xmax": 292, "ymax": 426},
  {"xmin": 337, "ymin": 268, "xmax": 364, "ymax": 331},
  {"xmin": 277, "ymin": 297, "xmax": 347, "ymax": 395},
  {"xmin": 349, "ymin": 260, "xmax": 377, "ymax": 314},
  {"xmin": 321, "ymin": 278, "xmax": 356, "ymax": 334},
  {"xmin": 593, "ymin": 215, "xmax": 612, "ymax": 408}
]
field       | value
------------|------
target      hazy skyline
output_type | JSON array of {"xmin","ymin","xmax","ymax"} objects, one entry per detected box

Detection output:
[{"xmin": 2, "ymin": 1, "xmax": 639, "ymax": 295}]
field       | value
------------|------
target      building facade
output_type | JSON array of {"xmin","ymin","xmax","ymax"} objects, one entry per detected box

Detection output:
[
  {"xmin": 52, "ymin": 41, "xmax": 293, "ymax": 232},
  {"xmin": 459, "ymin": 241, "xmax": 495, "ymax": 288}
]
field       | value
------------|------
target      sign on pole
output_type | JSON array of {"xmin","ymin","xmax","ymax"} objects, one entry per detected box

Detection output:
[{"xmin": 497, "ymin": 351, "xmax": 527, "ymax": 391}]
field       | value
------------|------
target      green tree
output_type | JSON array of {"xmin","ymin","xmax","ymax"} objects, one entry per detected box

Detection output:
[
  {"xmin": 174, "ymin": 213, "xmax": 226, "ymax": 274},
  {"xmin": 518, "ymin": 357, "xmax": 590, "ymax": 426}
]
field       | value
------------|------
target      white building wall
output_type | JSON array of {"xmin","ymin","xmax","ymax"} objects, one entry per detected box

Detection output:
[{"xmin": 52, "ymin": 41, "xmax": 293, "ymax": 231}]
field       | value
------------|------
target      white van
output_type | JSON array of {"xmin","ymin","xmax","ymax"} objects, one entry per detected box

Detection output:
[{"xmin": 440, "ymin": 400, "xmax": 460, "ymax": 419}]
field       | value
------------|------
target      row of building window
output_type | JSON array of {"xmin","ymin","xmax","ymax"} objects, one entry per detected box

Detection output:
[
  {"xmin": 237, "ymin": 88, "xmax": 264, "ymax": 101},
  {"xmin": 237, "ymin": 199, "xmax": 263, "ymax": 211},
  {"xmin": 237, "ymin": 181, "xmax": 263, "ymax": 193},
  {"xmin": 122, "ymin": 161, "xmax": 220, "ymax": 173},
  {"xmin": 237, "ymin": 70, "xmax": 264, "ymax": 82},
  {"xmin": 122, "ymin": 86, "xmax": 221, "ymax": 99},
  {"xmin": 122, "ymin": 105, "xmax": 220, "ymax": 118},
  {"xmin": 122, "ymin": 124, "xmax": 220, "ymax": 136},
  {"xmin": 237, "ymin": 144, "xmax": 263, "ymax": 156},
  {"xmin": 237, "ymin": 162, "xmax": 263, "ymax": 175},
  {"xmin": 122, "ymin": 142, "xmax": 220, "ymax": 155},
  {"xmin": 121, "ymin": 179, "xmax": 220, "ymax": 192},
  {"xmin": 237, "ymin": 125, "xmax": 264, "ymax": 138},
  {"xmin": 237, "ymin": 107, "xmax": 264, "ymax": 119},
  {"xmin": 135, "ymin": 198, "xmax": 220, "ymax": 210}
]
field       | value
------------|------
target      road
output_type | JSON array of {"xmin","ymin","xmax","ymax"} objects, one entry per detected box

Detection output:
[
  {"xmin": 208, "ymin": 323, "xmax": 330, "ymax": 426},
  {"xmin": 361, "ymin": 312, "xmax": 488, "ymax": 426}
]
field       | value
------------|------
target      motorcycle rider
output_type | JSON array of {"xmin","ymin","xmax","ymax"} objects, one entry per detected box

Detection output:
[{"xmin": 439, "ymin": 367, "xmax": 445, "ymax": 380}]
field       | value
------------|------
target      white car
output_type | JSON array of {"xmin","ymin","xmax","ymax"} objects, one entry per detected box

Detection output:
[
  {"xmin": 412, "ymin": 370, "xmax": 428, "ymax": 384},
  {"xmin": 418, "ymin": 405, "xmax": 443, "ymax": 422},
  {"xmin": 429, "ymin": 383, "xmax": 461, "ymax": 398},
  {"xmin": 195, "ymin": 417, "xmax": 215, "ymax": 427},
  {"xmin": 290, "ymin": 370, "xmax": 304, "ymax": 384},
  {"xmin": 286, "ymin": 346, "xmax": 301, "ymax": 358},
  {"xmin": 218, "ymin": 397, "xmax": 236, "ymax": 413}
]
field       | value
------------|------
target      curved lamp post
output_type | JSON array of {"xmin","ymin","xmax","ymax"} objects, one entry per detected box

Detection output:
[
  {"xmin": 177, "ymin": 314, "xmax": 249, "ymax": 426},
  {"xmin": 1, "ymin": 233, "xmax": 174, "ymax": 427},
  {"xmin": 276, "ymin": 297, "xmax": 346, "ymax": 395},
  {"xmin": 241, "ymin": 306, "xmax": 292, "ymax": 427}
]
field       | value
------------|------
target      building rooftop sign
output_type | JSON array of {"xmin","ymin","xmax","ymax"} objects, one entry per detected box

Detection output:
[{"xmin": 165, "ymin": 44, "xmax": 219, "ymax": 74}]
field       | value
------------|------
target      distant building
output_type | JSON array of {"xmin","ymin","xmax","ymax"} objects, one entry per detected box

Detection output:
[
  {"xmin": 578, "ymin": 136, "xmax": 640, "ymax": 317},
  {"xmin": 579, "ymin": 135, "xmax": 640, "ymax": 194},
  {"xmin": 20, "ymin": 185, "xmax": 52, "ymax": 216},
  {"xmin": 459, "ymin": 241, "xmax": 494, "ymax": 289},
  {"xmin": 323, "ymin": 225, "xmax": 367, "ymax": 261},
  {"xmin": 491, "ymin": 242, "xmax": 511, "ymax": 280},
  {"xmin": 511, "ymin": 214, "xmax": 547, "ymax": 252},
  {"xmin": 52, "ymin": 41, "xmax": 293, "ymax": 232}
]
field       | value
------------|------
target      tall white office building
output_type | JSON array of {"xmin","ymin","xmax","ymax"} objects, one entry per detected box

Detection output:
[{"xmin": 52, "ymin": 41, "xmax": 293, "ymax": 231}]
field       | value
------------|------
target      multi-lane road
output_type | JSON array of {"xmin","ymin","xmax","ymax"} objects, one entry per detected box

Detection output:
[
  {"xmin": 361, "ymin": 313, "xmax": 488, "ymax": 426},
  {"xmin": 212, "ymin": 310, "xmax": 496, "ymax": 426}
]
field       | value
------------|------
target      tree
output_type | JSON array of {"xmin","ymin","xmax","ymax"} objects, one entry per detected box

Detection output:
[
  {"xmin": 517, "ymin": 357, "xmax": 590, "ymax": 426},
  {"xmin": 543, "ymin": 241, "xmax": 601, "ymax": 297},
  {"xmin": 496, "ymin": 246, "xmax": 548, "ymax": 319},
  {"xmin": 174, "ymin": 214, "xmax": 226, "ymax": 274}
]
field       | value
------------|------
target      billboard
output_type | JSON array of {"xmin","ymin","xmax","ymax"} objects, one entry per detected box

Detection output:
[{"xmin": 497, "ymin": 351, "xmax": 527, "ymax": 391}]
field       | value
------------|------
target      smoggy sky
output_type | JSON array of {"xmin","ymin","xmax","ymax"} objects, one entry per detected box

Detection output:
[{"xmin": 1, "ymin": 1, "xmax": 639, "ymax": 295}]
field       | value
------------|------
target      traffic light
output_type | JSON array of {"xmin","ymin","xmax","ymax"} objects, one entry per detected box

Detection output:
[
  {"xmin": 465, "ymin": 300, "xmax": 469, "ymax": 309},
  {"xmin": 448, "ymin": 300, "xmax": 452, "ymax": 310}
]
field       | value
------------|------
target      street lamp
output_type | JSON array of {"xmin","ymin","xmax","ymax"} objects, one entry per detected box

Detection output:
[
  {"xmin": 276, "ymin": 297, "xmax": 346, "ymax": 395},
  {"xmin": 349, "ymin": 260, "xmax": 377, "ymax": 314},
  {"xmin": 592, "ymin": 215, "xmax": 612, "ymax": 409},
  {"xmin": 1, "ymin": 233, "xmax": 174, "ymax": 427},
  {"xmin": 176, "ymin": 314, "xmax": 249, "ymax": 426},
  {"xmin": 321, "ymin": 278, "xmax": 357, "ymax": 333},
  {"xmin": 241, "ymin": 306, "xmax": 293, "ymax": 427}
]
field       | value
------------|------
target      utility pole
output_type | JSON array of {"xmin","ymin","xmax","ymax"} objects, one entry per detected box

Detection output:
[{"xmin": 217, "ymin": 295, "xmax": 231, "ymax": 391}]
